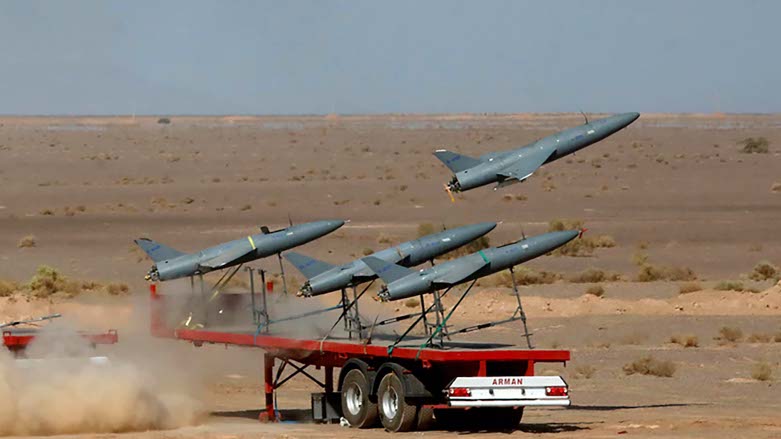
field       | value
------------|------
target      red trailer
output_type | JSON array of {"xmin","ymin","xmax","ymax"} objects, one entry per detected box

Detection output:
[
  {"xmin": 150, "ymin": 286, "xmax": 571, "ymax": 432},
  {"xmin": 2, "ymin": 329, "xmax": 118, "ymax": 355}
]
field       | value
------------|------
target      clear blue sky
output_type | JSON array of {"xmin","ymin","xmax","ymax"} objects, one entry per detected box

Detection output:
[{"xmin": 1, "ymin": 1, "xmax": 779, "ymax": 115}]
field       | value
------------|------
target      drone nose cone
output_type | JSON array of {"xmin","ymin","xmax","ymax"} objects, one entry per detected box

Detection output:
[
  {"xmin": 328, "ymin": 219, "xmax": 345, "ymax": 228},
  {"xmin": 544, "ymin": 230, "xmax": 580, "ymax": 249},
  {"xmin": 465, "ymin": 222, "xmax": 498, "ymax": 238},
  {"xmin": 317, "ymin": 219, "xmax": 345, "ymax": 233},
  {"xmin": 614, "ymin": 112, "xmax": 640, "ymax": 128}
]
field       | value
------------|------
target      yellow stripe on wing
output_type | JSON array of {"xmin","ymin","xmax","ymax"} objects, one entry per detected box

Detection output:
[{"xmin": 248, "ymin": 235, "xmax": 256, "ymax": 250}]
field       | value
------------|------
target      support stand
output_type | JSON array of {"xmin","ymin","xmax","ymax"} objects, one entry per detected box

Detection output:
[
  {"xmin": 426, "ymin": 289, "xmax": 450, "ymax": 340},
  {"xmin": 247, "ymin": 266, "xmax": 270, "ymax": 329},
  {"xmin": 446, "ymin": 267, "xmax": 534, "ymax": 349},
  {"xmin": 320, "ymin": 281, "xmax": 374, "ymax": 347},
  {"xmin": 419, "ymin": 294, "xmax": 430, "ymax": 335},
  {"xmin": 415, "ymin": 279, "xmax": 477, "ymax": 356},
  {"xmin": 386, "ymin": 285, "xmax": 457, "ymax": 356},
  {"xmin": 260, "ymin": 354, "xmax": 335, "ymax": 423},
  {"xmin": 510, "ymin": 266, "xmax": 534, "ymax": 349},
  {"xmin": 277, "ymin": 253, "xmax": 289, "ymax": 295}
]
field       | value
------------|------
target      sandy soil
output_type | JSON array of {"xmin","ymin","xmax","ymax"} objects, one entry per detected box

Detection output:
[{"xmin": 1, "ymin": 113, "xmax": 781, "ymax": 438}]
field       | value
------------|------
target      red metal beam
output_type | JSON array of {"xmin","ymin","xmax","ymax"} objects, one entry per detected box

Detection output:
[
  {"xmin": 174, "ymin": 328, "xmax": 570, "ymax": 363},
  {"xmin": 2, "ymin": 329, "xmax": 118, "ymax": 350}
]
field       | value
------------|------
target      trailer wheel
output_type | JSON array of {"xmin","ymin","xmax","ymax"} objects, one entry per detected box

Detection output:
[
  {"xmin": 340, "ymin": 369, "xmax": 378, "ymax": 428},
  {"xmin": 377, "ymin": 373, "xmax": 417, "ymax": 432},
  {"xmin": 416, "ymin": 406, "xmax": 435, "ymax": 431}
]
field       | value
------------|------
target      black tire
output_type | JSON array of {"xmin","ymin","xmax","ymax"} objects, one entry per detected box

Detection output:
[
  {"xmin": 416, "ymin": 405, "xmax": 435, "ymax": 431},
  {"xmin": 340, "ymin": 369, "xmax": 378, "ymax": 428},
  {"xmin": 377, "ymin": 373, "xmax": 418, "ymax": 432}
]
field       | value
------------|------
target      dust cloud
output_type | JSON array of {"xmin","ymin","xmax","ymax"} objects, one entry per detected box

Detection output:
[{"xmin": 0, "ymin": 321, "xmax": 206, "ymax": 436}]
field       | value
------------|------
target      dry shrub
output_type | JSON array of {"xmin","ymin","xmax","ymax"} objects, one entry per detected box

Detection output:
[
  {"xmin": 748, "ymin": 261, "xmax": 778, "ymax": 281},
  {"xmin": 0, "ymin": 280, "xmax": 19, "ymax": 297},
  {"xmin": 738, "ymin": 137, "xmax": 770, "ymax": 154},
  {"xmin": 623, "ymin": 356, "xmax": 676, "ymax": 377},
  {"xmin": 716, "ymin": 326, "xmax": 743, "ymax": 344},
  {"xmin": 404, "ymin": 298, "xmax": 420, "ymax": 308},
  {"xmin": 678, "ymin": 282, "xmax": 702, "ymax": 294},
  {"xmin": 664, "ymin": 266, "xmax": 698, "ymax": 281},
  {"xmin": 772, "ymin": 182, "xmax": 781, "ymax": 193},
  {"xmin": 502, "ymin": 194, "xmax": 513, "ymax": 202},
  {"xmin": 568, "ymin": 268, "xmax": 621, "ymax": 283},
  {"xmin": 377, "ymin": 233, "xmax": 393, "ymax": 244},
  {"xmin": 670, "ymin": 335, "xmax": 699, "ymax": 348},
  {"xmin": 39, "ymin": 208, "xmax": 54, "ymax": 216},
  {"xmin": 547, "ymin": 219, "xmax": 614, "ymax": 257},
  {"xmin": 480, "ymin": 267, "xmax": 560, "ymax": 287},
  {"xmin": 635, "ymin": 264, "xmax": 696, "ymax": 282},
  {"xmin": 747, "ymin": 333, "xmax": 771, "ymax": 343},
  {"xmin": 22, "ymin": 266, "xmax": 108, "ymax": 299},
  {"xmin": 105, "ymin": 283, "xmax": 130, "ymax": 296},
  {"xmin": 585, "ymin": 285, "xmax": 605, "ymax": 297},
  {"xmin": 715, "ymin": 281, "xmax": 745, "ymax": 292},
  {"xmin": 594, "ymin": 235, "xmax": 616, "ymax": 248},
  {"xmin": 362, "ymin": 248, "xmax": 374, "ymax": 256},
  {"xmin": 751, "ymin": 362, "xmax": 772, "ymax": 381},
  {"xmin": 775, "ymin": 330, "xmax": 781, "ymax": 343},
  {"xmin": 18, "ymin": 235, "xmax": 36, "ymax": 248},
  {"xmin": 574, "ymin": 365, "xmax": 596, "ymax": 379},
  {"xmin": 27, "ymin": 265, "xmax": 71, "ymax": 298}
]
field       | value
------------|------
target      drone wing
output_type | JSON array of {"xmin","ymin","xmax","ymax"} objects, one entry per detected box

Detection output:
[
  {"xmin": 496, "ymin": 145, "xmax": 555, "ymax": 183},
  {"xmin": 199, "ymin": 244, "xmax": 254, "ymax": 270},
  {"xmin": 433, "ymin": 257, "xmax": 489, "ymax": 286}
]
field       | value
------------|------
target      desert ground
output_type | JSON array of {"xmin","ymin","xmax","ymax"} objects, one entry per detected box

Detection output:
[{"xmin": 1, "ymin": 113, "xmax": 781, "ymax": 438}]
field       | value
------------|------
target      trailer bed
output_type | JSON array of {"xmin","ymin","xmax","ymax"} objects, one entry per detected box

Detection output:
[
  {"xmin": 150, "ymin": 286, "xmax": 571, "ymax": 427},
  {"xmin": 2, "ymin": 328, "xmax": 119, "ymax": 353},
  {"xmin": 169, "ymin": 326, "xmax": 569, "ymax": 364}
]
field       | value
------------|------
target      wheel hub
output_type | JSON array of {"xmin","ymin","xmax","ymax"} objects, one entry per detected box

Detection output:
[
  {"xmin": 345, "ymin": 383, "xmax": 363, "ymax": 415},
  {"xmin": 381, "ymin": 386, "xmax": 398, "ymax": 419}
]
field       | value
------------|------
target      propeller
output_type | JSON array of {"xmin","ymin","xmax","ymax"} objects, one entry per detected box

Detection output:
[
  {"xmin": 287, "ymin": 213, "xmax": 293, "ymax": 227},
  {"xmin": 578, "ymin": 228, "xmax": 588, "ymax": 239}
]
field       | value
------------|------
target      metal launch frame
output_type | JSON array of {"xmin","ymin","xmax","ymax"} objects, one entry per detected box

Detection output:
[{"xmin": 174, "ymin": 258, "xmax": 534, "ymax": 350}]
